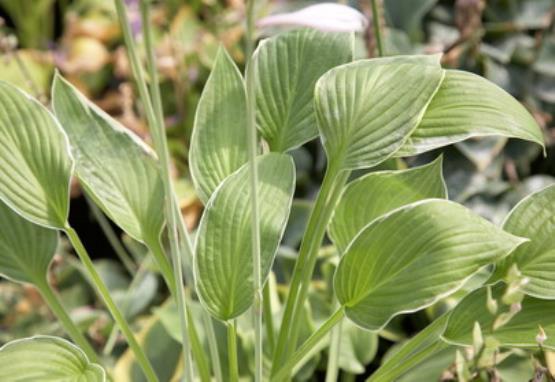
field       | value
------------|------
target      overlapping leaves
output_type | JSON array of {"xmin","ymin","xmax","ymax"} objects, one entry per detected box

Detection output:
[{"xmin": 334, "ymin": 200, "xmax": 525, "ymax": 330}]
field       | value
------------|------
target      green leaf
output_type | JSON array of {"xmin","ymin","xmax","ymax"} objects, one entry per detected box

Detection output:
[
  {"xmin": 368, "ymin": 314, "xmax": 451, "ymax": 382},
  {"xmin": 493, "ymin": 185, "xmax": 555, "ymax": 299},
  {"xmin": 52, "ymin": 73, "xmax": 164, "ymax": 247},
  {"xmin": 398, "ymin": 70, "xmax": 545, "ymax": 156},
  {"xmin": 0, "ymin": 81, "xmax": 72, "ymax": 229},
  {"xmin": 442, "ymin": 283, "xmax": 555, "ymax": 350},
  {"xmin": 190, "ymin": 46, "xmax": 249, "ymax": 203},
  {"xmin": 194, "ymin": 153, "xmax": 295, "ymax": 321},
  {"xmin": 334, "ymin": 199, "xmax": 525, "ymax": 330},
  {"xmin": 254, "ymin": 29, "xmax": 352, "ymax": 152},
  {"xmin": 495, "ymin": 185, "xmax": 555, "ymax": 296},
  {"xmin": 0, "ymin": 200, "xmax": 57, "ymax": 285},
  {"xmin": 315, "ymin": 55, "xmax": 444, "ymax": 170},
  {"xmin": 0, "ymin": 336, "xmax": 105, "ymax": 381},
  {"xmin": 338, "ymin": 320, "xmax": 378, "ymax": 374},
  {"xmin": 329, "ymin": 156, "xmax": 447, "ymax": 253}
]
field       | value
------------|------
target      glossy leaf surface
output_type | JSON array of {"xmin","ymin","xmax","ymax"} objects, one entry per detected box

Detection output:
[
  {"xmin": 0, "ymin": 200, "xmax": 57, "ymax": 284},
  {"xmin": 315, "ymin": 55, "xmax": 444, "ymax": 170},
  {"xmin": 329, "ymin": 156, "xmax": 447, "ymax": 253},
  {"xmin": 195, "ymin": 153, "xmax": 295, "ymax": 321},
  {"xmin": 0, "ymin": 81, "xmax": 72, "ymax": 229},
  {"xmin": 398, "ymin": 70, "xmax": 545, "ymax": 156},
  {"xmin": 0, "ymin": 336, "xmax": 105, "ymax": 381},
  {"xmin": 190, "ymin": 47, "xmax": 248, "ymax": 203},
  {"xmin": 52, "ymin": 74, "xmax": 164, "ymax": 246},
  {"xmin": 334, "ymin": 200, "xmax": 524, "ymax": 330},
  {"xmin": 494, "ymin": 185, "xmax": 555, "ymax": 299},
  {"xmin": 443, "ymin": 284, "xmax": 555, "ymax": 350},
  {"xmin": 254, "ymin": 28, "xmax": 352, "ymax": 152}
]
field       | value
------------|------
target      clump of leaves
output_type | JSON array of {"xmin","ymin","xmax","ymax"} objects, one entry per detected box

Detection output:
[{"xmin": 0, "ymin": 1, "xmax": 554, "ymax": 382}]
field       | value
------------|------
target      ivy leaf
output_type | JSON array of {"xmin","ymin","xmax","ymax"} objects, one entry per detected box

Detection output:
[
  {"xmin": 315, "ymin": 55, "xmax": 444, "ymax": 170},
  {"xmin": 52, "ymin": 74, "xmax": 165, "ymax": 248},
  {"xmin": 334, "ymin": 199, "xmax": 525, "ymax": 330},
  {"xmin": 190, "ymin": 47, "xmax": 249, "ymax": 203},
  {"xmin": 0, "ymin": 81, "xmax": 72, "ymax": 229},
  {"xmin": 329, "ymin": 156, "xmax": 446, "ymax": 253},
  {"xmin": 398, "ymin": 70, "xmax": 545, "ymax": 156},
  {"xmin": 254, "ymin": 28, "xmax": 352, "ymax": 152},
  {"xmin": 0, "ymin": 336, "xmax": 105, "ymax": 381},
  {"xmin": 0, "ymin": 200, "xmax": 57, "ymax": 285},
  {"xmin": 442, "ymin": 284, "xmax": 555, "ymax": 350},
  {"xmin": 493, "ymin": 184, "xmax": 555, "ymax": 299},
  {"xmin": 195, "ymin": 153, "xmax": 295, "ymax": 321}
]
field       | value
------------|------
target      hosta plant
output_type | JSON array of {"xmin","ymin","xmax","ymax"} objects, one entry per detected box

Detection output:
[{"xmin": 0, "ymin": 1, "xmax": 553, "ymax": 381}]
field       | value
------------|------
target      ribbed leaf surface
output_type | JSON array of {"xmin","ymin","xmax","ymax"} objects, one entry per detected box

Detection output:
[
  {"xmin": 443, "ymin": 284, "xmax": 555, "ymax": 350},
  {"xmin": 0, "ymin": 200, "xmax": 57, "ymax": 284},
  {"xmin": 315, "ymin": 55, "xmax": 444, "ymax": 170},
  {"xmin": 254, "ymin": 28, "xmax": 352, "ymax": 152},
  {"xmin": 334, "ymin": 199, "xmax": 525, "ymax": 330},
  {"xmin": 329, "ymin": 156, "xmax": 446, "ymax": 253},
  {"xmin": 398, "ymin": 70, "xmax": 544, "ymax": 156},
  {"xmin": 190, "ymin": 47, "xmax": 249, "ymax": 203},
  {"xmin": 194, "ymin": 153, "xmax": 295, "ymax": 321},
  {"xmin": 0, "ymin": 336, "xmax": 105, "ymax": 381},
  {"xmin": 494, "ymin": 185, "xmax": 555, "ymax": 299},
  {"xmin": 52, "ymin": 74, "xmax": 164, "ymax": 246},
  {"xmin": 0, "ymin": 81, "xmax": 72, "ymax": 229}
]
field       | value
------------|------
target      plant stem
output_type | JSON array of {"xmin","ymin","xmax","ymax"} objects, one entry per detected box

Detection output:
[
  {"xmin": 64, "ymin": 225, "xmax": 159, "ymax": 382},
  {"xmin": 371, "ymin": 0, "xmax": 385, "ymax": 57},
  {"xmin": 263, "ymin": 282, "xmax": 275, "ymax": 352},
  {"xmin": 114, "ymin": 0, "xmax": 197, "ymax": 379},
  {"xmin": 272, "ymin": 308, "xmax": 345, "ymax": 382},
  {"xmin": 35, "ymin": 277, "xmax": 98, "ymax": 363},
  {"xmin": 271, "ymin": 159, "xmax": 349, "ymax": 373},
  {"xmin": 244, "ymin": 0, "xmax": 263, "ymax": 381},
  {"xmin": 325, "ymin": 314, "xmax": 344, "ymax": 382},
  {"xmin": 202, "ymin": 311, "xmax": 224, "ymax": 382},
  {"xmin": 227, "ymin": 321, "xmax": 239, "ymax": 382},
  {"xmin": 86, "ymin": 196, "xmax": 136, "ymax": 274}
]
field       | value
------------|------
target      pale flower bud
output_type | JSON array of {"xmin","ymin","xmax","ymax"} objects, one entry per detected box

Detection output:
[{"xmin": 257, "ymin": 3, "xmax": 368, "ymax": 33}]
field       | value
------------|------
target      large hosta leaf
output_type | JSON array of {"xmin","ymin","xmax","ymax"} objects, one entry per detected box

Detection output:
[
  {"xmin": 0, "ymin": 81, "xmax": 72, "ymax": 229},
  {"xmin": 329, "ymin": 156, "xmax": 446, "ymax": 253},
  {"xmin": 190, "ymin": 47, "xmax": 248, "ymax": 203},
  {"xmin": 493, "ymin": 185, "xmax": 555, "ymax": 299},
  {"xmin": 398, "ymin": 70, "xmax": 544, "ymax": 156},
  {"xmin": 52, "ymin": 74, "xmax": 164, "ymax": 247},
  {"xmin": 254, "ymin": 28, "xmax": 352, "ymax": 152},
  {"xmin": 0, "ymin": 200, "xmax": 57, "ymax": 285},
  {"xmin": 195, "ymin": 153, "xmax": 295, "ymax": 321},
  {"xmin": 0, "ymin": 336, "xmax": 105, "ymax": 381},
  {"xmin": 443, "ymin": 284, "xmax": 555, "ymax": 350},
  {"xmin": 315, "ymin": 55, "xmax": 444, "ymax": 170},
  {"xmin": 334, "ymin": 199, "xmax": 524, "ymax": 330}
]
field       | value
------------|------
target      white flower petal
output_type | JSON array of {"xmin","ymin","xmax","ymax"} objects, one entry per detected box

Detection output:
[{"xmin": 257, "ymin": 3, "xmax": 368, "ymax": 33}]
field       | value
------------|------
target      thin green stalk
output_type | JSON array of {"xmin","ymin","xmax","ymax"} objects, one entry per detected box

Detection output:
[
  {"xmin": 272, "ymin": 159, "xmax": 349, "ymax": 373},
  {"xmin": 114, "ymin": 0, "xmax": 196, "ymax": 379},
  {"xmin": 272, "ymin": 308, "xmax": 345, "ymax": 382},
  {"xmin": 140, "ymin": 2, "xmax": 215, "ymax": 380},
  {"xmin": 64, "ymin": 226, "xmax": 159, "ymax": 382},
  {"xmin": 86, "ymin": 196, "xmax": 136, "ymax": 274},
  {"xmin": 245, "ymin": 0, "xmax": 263, "ymax": 381},
  {"xmin": 227, "ymin": 321, "xmax": 239, "ymax": 382},
  {"xmin": 202, "ymin": 311, "xmax": 224, "ymax": 382},
  {"xmin": 263, "ymin": 282, "xmax": 275, "ymax": 352},
  {"xmin": 35, "ymin": 277, "xmax": 98, "ymax": 363},
  {"xmin": 371, "ymin": 0, "xmax": 385, "ymax": 56},
  {"xmin": 325, "ymin": 314, "xmax": 344, "ymax": 382}
]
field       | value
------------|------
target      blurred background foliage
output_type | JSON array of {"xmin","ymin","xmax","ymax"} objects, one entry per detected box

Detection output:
[{"xmin": 0, "ymin": 0, "xmax": 554, "ymax": 380}]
